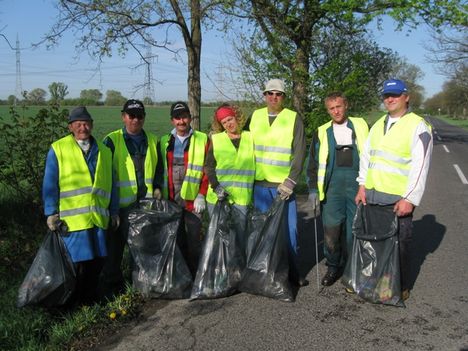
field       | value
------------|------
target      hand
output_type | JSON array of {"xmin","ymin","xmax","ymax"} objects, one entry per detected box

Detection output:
[
  {"xmin": 355, "ymin": 185, "xmax": 367, "ymax": 205},
  {"xmin": 193, "ymin": 194, "xmax": 206, "ymax": 213},
  {"xmin": 393, "ymin": 199, "xmax": 414, "ymax": 217},
  {"xmin": 277, "ymin": 178, "xmax": 295, "ymax": 200},
  {"xmin": 308, "ymin": 192, "xmax": 321, "ymax": 217},
  {"xmin": 153, "ymin": 188, "xmax": 162, "ymax": 200},
  {"xmin": 46, "ymin": 214, "xmax": 60, "ymax": 231},
  {"xmin": 111, "ymin": 215, "xmax": 120, "ymax": 230},
  {"xmin": 214, "ymin": 185, "xmax": 229, "ymax": 201}
]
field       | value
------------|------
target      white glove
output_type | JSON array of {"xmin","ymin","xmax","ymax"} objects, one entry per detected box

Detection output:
[
  {"xmin": 153, "ymin": 188, "xmax": 162, "ymax": 200},
  {"xmin": 277, "ymin": 178, "xmax": 295, "ymax": 200},
  {"xmin": 111, "ymin": 215, "xmax": 120, "ymax": 230},
  {"xmin": 308, "ymin": 192, "xmax": 321, "ymax": 217},
  {"xmin": 46, "ymin": 214, "xmax": 60, "ymax": 231},
  {"xmin": 193, "ymin": 194, "xmax": 206, "ymax": 213}
]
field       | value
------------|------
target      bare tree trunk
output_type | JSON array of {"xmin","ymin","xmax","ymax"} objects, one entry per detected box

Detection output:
[
  {"xmin": 188, "ymin": 0, "xmax": 202, "ymax": 130},
  {"xmin": 291, "ymin": 45, "xmax": 310, "ymax": 124}
]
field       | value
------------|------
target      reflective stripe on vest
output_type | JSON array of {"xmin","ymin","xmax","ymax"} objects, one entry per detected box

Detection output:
[
  {"xmin": 52, "ymin": 134, "xmax": 112, "ymax": 231},
  {"xmin": 106, "ymin": 129, "xmax": 158, "ymax": 208},
  {"xmin": 250, "ymin": 107, "xmax": 295, "ymax": 182},
  {"xmin": 365, "ymin": 112, "xmax": 427, "ymax": 197},
  {"xmin": 316, "ymin": 117, "xmax": 369, "ymax": 201},
  {"xmin": 206, "ymin": 131, "xmax": 255, "ymax": 206},
  {"xmin": 161, "ymin": 131, "xmax": 208, "ymax": 201}
]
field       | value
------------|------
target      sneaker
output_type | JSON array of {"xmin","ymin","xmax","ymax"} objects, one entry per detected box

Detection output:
[
  {"xmin": 401, "ymin": 289, "xmax": 410, "ymax": 301},
  {"xmin": 321, "ymin": 269, "xmax": 340, "ymax": 286}
]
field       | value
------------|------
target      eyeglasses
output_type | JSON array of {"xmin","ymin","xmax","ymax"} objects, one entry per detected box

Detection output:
[
  {"xmin": 128, "ymin": 114, "xmax": 145, "ymax": 120},
  {"xmin": 382, "ymin": 93, "xmax": 403, "ymax": 99},
  {"xmin": 172, "ymin": 115, "xmax": 190, "ymax": 120},
  {"xmin": 266, "ymin": 91, "xmax": 284, "ymax": 97}
]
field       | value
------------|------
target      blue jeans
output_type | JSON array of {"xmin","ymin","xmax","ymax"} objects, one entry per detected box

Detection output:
[{"xmin": 253, "ymin": 185, "xmax": 298, "ymax": 256}]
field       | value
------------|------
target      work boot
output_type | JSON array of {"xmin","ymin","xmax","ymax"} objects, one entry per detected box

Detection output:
[
  {"xmin": 401, "ymin": 289, "xmax": 410, "ymax": 301},
  {"xmin": 321, "ymin": 268, "xmax": 340, "ymax": 286}
]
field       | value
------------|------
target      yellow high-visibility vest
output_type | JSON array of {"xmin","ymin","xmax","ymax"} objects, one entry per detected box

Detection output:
[
  {"xmin": 250, "ymin": 107, "xmax": 295, "ymax": 182},
  {"xmin": 160, "ymin": 131, "xmax": 208, "ymax": 200},
  {"xmin": 365, "ymin": 112, "xmax": 430, "ymax": 196},
  {"xmin": 105, "ymin": 129, "xmax": 158, "ymax": 208},
  {"xmin": 52, "ymin": 134, "xmax": 112, "ymax": 231},
  {"xmin": 206, "ymin": 131, "xmax": 255, "ymax": 205},
  {"xmin": 316, "ymin": 117, "xmax": 368, "ymax": 200}
]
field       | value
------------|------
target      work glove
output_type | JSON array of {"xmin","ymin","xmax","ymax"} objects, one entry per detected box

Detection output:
[
  {"xmin": 308, "ymin": 191, "xmax": 321, "ymax": 217},
  {"xmin": 214, "ymin": 185, "xmax": 229, "ymax": 201},
  {"xmin": 193, "ymin": 194, "xmax": 206, "ymax": 214},
  {"xmin": 111, "ymin": 215, "xmax": 120, "ymax": 230},
  {"xmin": 277, "ymin": 178, "xmax": 295, "ymax": 200},
  {"xmin": 46, "ymin": 214, "xmax": 60, "ymax": 231},
  {"xmin": 153, "ymin": 188, "xmax": 162, "ymax": 200}
]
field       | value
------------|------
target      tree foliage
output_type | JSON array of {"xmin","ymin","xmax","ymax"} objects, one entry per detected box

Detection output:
[
  {"xmin": 0, "ymin": 104, "xmax": 69, "ymax": 205},
  {"xmin": 104, "ymin": 90, "xmax": 127, "ymax": 106},
  {"xmin": 227, "ymin": 0, "xmax": 467, "ymax": 128},
  {"xmin": 26, "ymin": 88, "xmax": 47, "ymax": 105},
  {"xmin": 80, "ymin": 88, "xmax": 103, "ymax": 105},
  {"xmin": 48, "ymin": 82, "xmax": 69, "ymax": 102}
]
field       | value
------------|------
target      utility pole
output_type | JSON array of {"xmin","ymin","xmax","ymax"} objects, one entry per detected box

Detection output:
[
  {"xmin": 15, "ymin": 34, "xmax": 23, "ymax": 106},
  {"xmin": 143, "ymin": 45, "xmax": 155, "ymax": 104}
]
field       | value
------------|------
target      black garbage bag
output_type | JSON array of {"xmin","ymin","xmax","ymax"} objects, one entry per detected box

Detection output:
[
  {"xmin": 17, "ymin": 226, "xmax": 76, "ymax": 308},
  {"xmin": 342, "ymin": 203, "xmax": 404, "ymax": 307},
  {"xmin": 127, "ymin": 199, "xmax": 192, "ymax": 299},
  {"xmin": 190, "ymin": 201, "xmax": 247, "ymax": 300},
  {"xmin": 238, "ymin": 197, "xmax": 294, "ymax": 302}
]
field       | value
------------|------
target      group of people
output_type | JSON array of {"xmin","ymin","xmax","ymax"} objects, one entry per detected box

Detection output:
[{"xmin": 42, "ymin": 77, "xmax": 432, "ymax": 305}]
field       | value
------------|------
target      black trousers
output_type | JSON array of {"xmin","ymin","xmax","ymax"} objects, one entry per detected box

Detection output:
[
  {"xmin": 398, "ymin": 214, "xmax": 413, "ymax": 291},
  {"xmin": 177, "ymin": 210, "xmax": 202, "ymax": 278}
]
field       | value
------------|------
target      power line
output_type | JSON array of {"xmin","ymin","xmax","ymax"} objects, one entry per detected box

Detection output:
[{"xmin": 15, "ymin": 34, "xmax": 23, "ymax": 105}]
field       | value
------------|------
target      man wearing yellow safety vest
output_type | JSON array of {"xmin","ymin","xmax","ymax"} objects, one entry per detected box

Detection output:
[
  {"xmin": 247, "ymin": 79, "xmax": 308, "ymax": 287},
  {"xmin": 205, "ymin": 103, "xmax": 255, "ymax": 219},
  {"xmin": 155, "ymin": 101, "xmax": 209, "ymax": 277},
  {"xmin": 101, "ymin": 99, "xmax": 159, "ymax": 297},
  {"xmin": 355, "ymin": 79, "xmax": 433, "ymax": 301},
  {"xmin": 43, "ymin": 106, "xmax": 118, "ymax": 305},
  {"xmin": 307, "ymin": 92, "xmax": 369, "ymax": 287}
]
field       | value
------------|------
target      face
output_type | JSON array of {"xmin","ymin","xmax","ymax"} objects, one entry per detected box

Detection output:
[
  {"xmin": 325, "ymin": 97, "xmax": 348, "ymax": 124},
  {"xmin": 264, "ymin": 90, "xmax": 284, "ymax": 113},
  {"xmin": 383, "ymin": 93, "xmax": 409, "ymax": 117},
  {"xmin": 69, "ymin": 120, "xmax": 93, "ymax": 140},
  {"xmin": 122, "ymin": 112, "xmax": 145, "ymax": 135},
  {"xmin": 220, "ymin": 115, "xmax": 239, "ymax": 135},
  {"xmin": 171, "ymin": 112, "xmax": 192, "ymax": 136}
]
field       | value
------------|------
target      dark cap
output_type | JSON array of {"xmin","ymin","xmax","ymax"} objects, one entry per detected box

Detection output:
[
  {"xmin": 68, "ymin": 106, "xmax": 93, "ymax": 124},
  {"xmin": 170, "ymin": 101, "xmax": 191, "ymax": 118},
  {"xmin": 121, "ymin": 99, "xmax": 145, "ymax": 116}
]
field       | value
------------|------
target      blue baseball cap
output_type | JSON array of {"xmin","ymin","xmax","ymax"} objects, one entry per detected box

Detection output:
[
  {"xmin": 382, "ymin": 79, "xmax": 408, "ymax": 95},
  {"xmin": 68, "ymin": 106, "xmax": 93, "ymax": 124}
]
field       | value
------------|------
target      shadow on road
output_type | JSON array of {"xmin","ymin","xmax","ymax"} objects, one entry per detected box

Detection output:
[{"xmin": 409, "ymin": 214, "xmax": 446, "ymax": 290}]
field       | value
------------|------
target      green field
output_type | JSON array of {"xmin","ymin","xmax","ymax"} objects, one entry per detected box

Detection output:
[{"xmin": 0, "ymin": 105, "xmax": 219, "ymax": 140}]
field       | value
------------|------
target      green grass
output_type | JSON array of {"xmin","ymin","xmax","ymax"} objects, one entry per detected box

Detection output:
[{"xmin": 0, "ymin": 105, "xmax": 218, "ymax": 140}]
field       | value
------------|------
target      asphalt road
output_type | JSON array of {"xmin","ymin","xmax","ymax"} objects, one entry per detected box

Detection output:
[{"xmin": 96, "ymin": 116, "xmax": 468, "ymax": 351}]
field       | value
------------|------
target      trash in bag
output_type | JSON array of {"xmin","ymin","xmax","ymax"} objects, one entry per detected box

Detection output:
[
  {"xmin": 190, "ymin": 201, "xmax": 247, "ymax": 300},
  {"xmin": 17, "ymin": 224, "xmax": 76, "ymax": 308},
  {"xmin": 128, "ymin": 198, "xmax": 192, "ymax": 299},
  {"xmin": 238, "ymin": 197, "xmax": 294, "ymax": 302},
  {"xmin": 342, "ymin": 203, "xmax": 404, "ymax": 307}
]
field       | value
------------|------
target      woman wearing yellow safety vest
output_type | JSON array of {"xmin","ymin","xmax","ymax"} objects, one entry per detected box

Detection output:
[
  {"xmin": 43, "ymin": 106, "xmax": 119, "ymax": 305},
  {"xmin": 205, "ymin": 103, "xmax": 255, "ymax": 218}
]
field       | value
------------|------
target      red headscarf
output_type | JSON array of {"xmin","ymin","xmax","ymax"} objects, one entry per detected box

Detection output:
[{"xmin": 215, "ymin": 106, "xmax": 236, "ymax": 122}]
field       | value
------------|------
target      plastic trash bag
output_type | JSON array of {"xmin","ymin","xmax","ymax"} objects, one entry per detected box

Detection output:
[
  {"xmin": 190, "ymin": 201, "xmax": 247, "ymax": 300},
  {"xmin": 238, "ymin": 197, "xmax": 294, "ymax": 302},
  {"xmin": 127, "ymin": 198, "xmax": 192, "ymax": 299},
  {"xmin": 17, "ymin": 226, "xmax": 76, "ymax": 308},
  {"xmin": 342, "ymin": 203, "xmax": 404, "ymax": 307}
]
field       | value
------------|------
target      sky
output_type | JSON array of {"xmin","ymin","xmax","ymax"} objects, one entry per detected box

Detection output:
[{"xmin": 0, "ymin": 0, "xmax": 450, "ymax": 103}]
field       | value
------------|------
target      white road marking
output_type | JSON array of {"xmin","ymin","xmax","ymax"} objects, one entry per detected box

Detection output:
[
  {"xmin": 443, "ymin": 145, "xmax": 450, "ymax": 153},
  {"xmin": 454, "ymin": 164, "xmax": 468, "ymax": 185}
]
